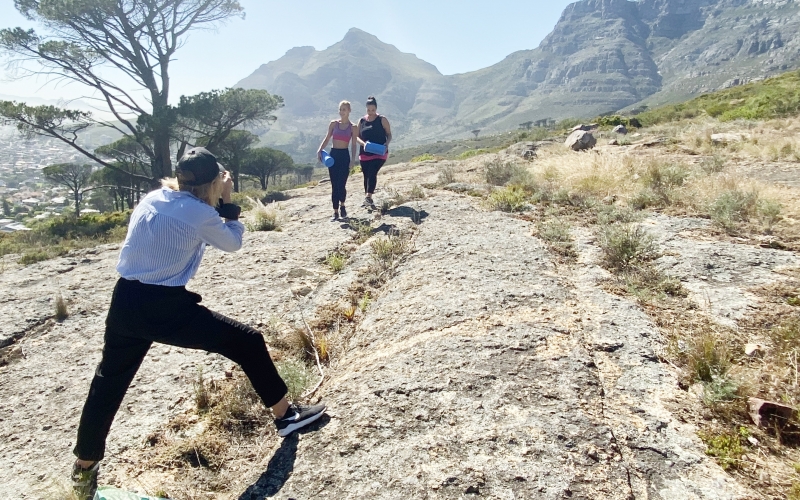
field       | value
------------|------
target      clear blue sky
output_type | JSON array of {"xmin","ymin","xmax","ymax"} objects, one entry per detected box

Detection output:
[{"xmin": 0, "ymin": 0, "xmax": 575, "ymax": 103}]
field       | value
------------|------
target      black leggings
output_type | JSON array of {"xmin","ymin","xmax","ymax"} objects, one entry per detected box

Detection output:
[
  {"xmin": 328, "ymin": 148, "xmax": 350, "ymax": 210},
  {"xmin": 361, "ymin": 158, "xmax": 385, "ymax": 194},
  {"xmin": 73, "ymin": 278, "xmax": 288, "ymax": 461}
]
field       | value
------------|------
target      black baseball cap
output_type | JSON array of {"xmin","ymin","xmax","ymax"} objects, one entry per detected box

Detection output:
[{"xmin": 176, "ymin": 147, "xmax": 225, "ymax": 186}]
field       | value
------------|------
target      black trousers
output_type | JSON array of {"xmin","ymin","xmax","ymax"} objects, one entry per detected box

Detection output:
[
  {"xmin": 328, "ymin": 148, "xmax": 350, "ymax": 210},
  {"xmin": 361, "ymin": 158, "xmax": 385, "ymax": 194},
  {"xmin": 73, "ymin": 278, "xmax": 288, "ymax": 461}
]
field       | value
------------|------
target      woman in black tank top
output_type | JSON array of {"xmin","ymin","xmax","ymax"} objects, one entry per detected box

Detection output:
[{"xmin": 356, "ymin": 96, "xmax": 392, "ymax": 209}]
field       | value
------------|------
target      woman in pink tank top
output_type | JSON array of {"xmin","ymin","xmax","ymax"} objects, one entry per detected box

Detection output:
[{"xmin": 317, "ymin": 100, "xmax": 359, "ymax": 221}]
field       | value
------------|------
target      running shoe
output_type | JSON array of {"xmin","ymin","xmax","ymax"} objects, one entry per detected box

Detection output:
[
  {"xmin": 274, "ymin": 402, "xmax": 327, "ymax": 437},
  {"xmin": 330, "ymin": 213, "xmax": 339, "ymax": 222},
  {"xmin": 339, "ymin": 206, "xmax": 348, "ymax": 219},
  {"xmin": 72, "ymin": 461, "xmax": 99, "ymax": 500}
]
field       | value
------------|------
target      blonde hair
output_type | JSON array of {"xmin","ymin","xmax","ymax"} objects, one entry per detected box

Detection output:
[
  {"xmin": 339, "ymin": 100, "xmax": 351, "ymax": 111},
  {"xmin": 161, "ymin": 175, "xmax": 224, "ymax": 207}
]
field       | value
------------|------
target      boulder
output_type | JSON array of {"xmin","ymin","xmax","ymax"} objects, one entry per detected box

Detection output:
[
  {"xmin": 505, "ymin": 141, "xmax": 538, "ymax": 160},
  {"xmin": 710, "ymin": 133, "xmax": 746, "ymax": 144},
  {"xmin": 748, "ymin": 397, "xmax": 795, "ymax": 428},
  {"xmin": 565, "ymin": 130, "xmax": 597, "ymax": 151},
  {"xmin": 612, "ymin": 124, "xmax": 628, "ymax": 135},
  {"xmin": 571, "ymin": 123, "xmax": 598, "ymax": 132}
]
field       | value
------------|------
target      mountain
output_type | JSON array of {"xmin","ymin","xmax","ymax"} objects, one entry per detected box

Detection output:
[{"xmin": 236, "ymin": 0, "xmax": 800, "ymax": 159}]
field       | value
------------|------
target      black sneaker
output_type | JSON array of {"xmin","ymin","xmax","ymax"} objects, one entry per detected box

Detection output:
[
  {"xmin": 72, "ymin": 461, "xmax": 99, "ymax": 500},
  {"xmin": 330, "ymin": 212, "xmax": 339, "ymax": 222},
  {"xmin": 274, "ymin": 403, "xmax": 327, "ymax": 437},
  {"xmin": 339, "ymin": 206, "xmax": 348, "ymax": 219}
]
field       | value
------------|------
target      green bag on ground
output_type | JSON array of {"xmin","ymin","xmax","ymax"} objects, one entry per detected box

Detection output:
[{"xmin": 94, "ymin": 486, "xmax": 167, "ymax": 500}]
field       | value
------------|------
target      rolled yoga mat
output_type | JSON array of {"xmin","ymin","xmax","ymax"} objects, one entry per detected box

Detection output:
[
  {"xmin": 364, "ymin": 142, "xmax": 387, "ymax": 155},
  {"xmin": 320, "ymin": 150, "xmax": 335, "ymax": 167}
]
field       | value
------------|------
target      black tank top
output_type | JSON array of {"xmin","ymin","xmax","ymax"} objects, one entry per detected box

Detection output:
[{"xmin": 358, "ymin": 115, "xmax": 387, "ymax": 155}]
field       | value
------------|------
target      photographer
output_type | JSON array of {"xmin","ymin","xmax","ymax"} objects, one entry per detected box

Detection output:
[{"xmin": 70, "ymin": 147, "xmax": 326, "ymax": 500}]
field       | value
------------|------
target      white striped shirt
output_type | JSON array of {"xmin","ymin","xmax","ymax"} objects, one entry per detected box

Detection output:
[{"xmin": 116, "ymin": 187, "xmax": 245, "ymax": 286}]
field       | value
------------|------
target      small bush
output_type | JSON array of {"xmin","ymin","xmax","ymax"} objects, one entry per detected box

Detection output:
[
  {"xmin": 757, "ymin": 199, "xmax": 782, "ymax": 232},
  {"xmin": 408, "ymin": 185, "xmax": 427, "ymax": 200},
  {"xmin": 598, "ymin": 224, "xmax": 658, "ymax": 270},
  {"xmin": 325, "ymin": 252, "xmax": 346, "ymax": 273},
  {"xmin": 597, "ymin": 205, "xmax": 642, "ymax": 225},
  {"xmin": 699, "ymin": 428, "xmax": 745, "ymax": 471},
  {"xmin": 194, "ymin": 368, "xmax": 210, "ymax": 412},
  {"xmin": 437, "ymin": 164, "xmax": 457, "ymax": 185},
  {"xmin": 685, "ymin": 331, "xmax": 731, "ymax": 383},
  {"xmin": 247, "ymin": 200, "xmax": 282, "ymax": 232},
  {"xmin": 275, "ymin": 358, "xmax": 313, "ymax": 401},
  {"xmin": 709, "ymin": 189, "xmax": 759, "ymax": 233},
  {"xmin": 349, "ymin": 219, "xmax": 373, "ymax": 244},
  {"xmin": 700, "ymin": 155, "xmax": 727, "ymax": 174},
  {"xmin": 484, "ymin": 160, "xmax": 528, "ymax": 186},
  {"xmin": 358, "ymin": 291, "xmax": 371, "ymax": 312},
  {"xmin": 370, "ymin": 233, "xmax": 411, "ymax": 272},
  {"xmin": 487, "ymin": 185, "xmax": 529, "ymax": 213},
  {"xmin": 537, "ymin": 219, "xmax": 576, "ymax": 258},
  {"xmin": 54, "ymin": 292, "xmax": 69, "ymax": 321},
  {"xmin": 19, "ymin": 251, "xmax": 50, "ymax": 265},
  {"xmin": 619, "ymin": 264, "xmax": 686, "ymax": 302},
  {"xmin": 703, "ymin": 374, "xmax": 740, "ymax": 406}
]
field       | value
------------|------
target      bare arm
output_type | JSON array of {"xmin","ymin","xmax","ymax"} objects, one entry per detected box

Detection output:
[
  {"xmin": 351, "ymin": 122, "xmax": 359, "ymax": 163},
  {"xmin": 381, "ymin": 116, "xmax": 392, "ymax": 150},
  {"xmin": 317, "ymin": 121, "xmax": 335, "ymax": 160}
]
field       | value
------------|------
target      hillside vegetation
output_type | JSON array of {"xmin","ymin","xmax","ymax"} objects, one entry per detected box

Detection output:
[{"xmin": 640, "ymin": 70, "xmax": 800, "ymax": 125}]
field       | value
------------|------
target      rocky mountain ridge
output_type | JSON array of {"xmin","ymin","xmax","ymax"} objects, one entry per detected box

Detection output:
[{"xmin": 237, "ymin": 0, "xmax": 800, "ymax": 159}]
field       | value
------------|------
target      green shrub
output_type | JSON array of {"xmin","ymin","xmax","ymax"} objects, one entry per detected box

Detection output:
[
  {"xmin": 757, "ymin": 199, "xmax": 782, "ymax": 232},
  {"xmin": 487, "ymin": 185, "xmax": 529, "ymax": 212},
  {"xmin": 411, "ymin": 153, "xmax": 437, "ymax": 162},
  {"xmin": 459, "ymin": 149, "xmax": 490, "ymax": 159},
  {"xmin": 44, "ymin": 212, "xmax": 130, "ymax": 239},
  {"xmin": 699, "ymin": 429, "xmax": 745, "ymax": 471},
  {"xmin": 596, "ymin": 205, "xmax": 642, "ymax": 225},
  {"xmin": 598, "ymin": 224, "xmax": 658, "ymax": 270},
  {"xmin": 537, "ymin": 219, "xmax": 576, "ymax": 258},
  {"xmin": 275, "ymin": 358, "xmax": 313, "ymax": 401},
  {"xmin": 709, "ymin": 189, "xmax": 759, "ymax": 233},
  {"xmin": 19, "ymin": 251, "xmax": 51, "ymax": 265},
  {"xmin": 484, "ymin": 160, "xmax": 528, "ymax": 186},
  {"xmin": 325, "ymin": 252, "xmax": 346, "ymax": 273}
]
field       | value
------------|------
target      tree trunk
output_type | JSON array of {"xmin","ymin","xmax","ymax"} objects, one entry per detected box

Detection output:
[
  {"xmin": 150, "ymin": 96, "xmax": 174, "ymax": 181},
  {"xmin": 233, "ymin": 169, "xmax": 240, "ymax": 193},
  {"xmin": 260, "ymin": 175, "xmax": 268, "ymax": 190},
  {"xmin": 74, "ymin": 191, "xmax": 81, "ymax": 218}
]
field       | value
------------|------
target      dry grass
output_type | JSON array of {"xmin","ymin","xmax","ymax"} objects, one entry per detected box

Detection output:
[
  {"xmin": 246, "ymin": 199, "xmax": 283, "ymax": 232},
  {"xmin": 54, "ymin": 292, "xmax": 68, "ymax": 322}
]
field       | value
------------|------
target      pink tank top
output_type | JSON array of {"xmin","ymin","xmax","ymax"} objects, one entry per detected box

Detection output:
[{"xmin": 332, "ymin": 121, "xmax": 352, "ymax": 143}]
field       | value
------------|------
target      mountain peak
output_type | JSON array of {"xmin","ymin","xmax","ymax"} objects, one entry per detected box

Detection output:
[{"xmin": 342, "ymin": 27, "xmax": 382, "ymax": 44}]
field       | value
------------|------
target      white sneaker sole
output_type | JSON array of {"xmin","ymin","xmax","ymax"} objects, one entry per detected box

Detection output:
[{"xmin": 277, "ymin": 409, "xmax": 326, "ymax": 437}]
